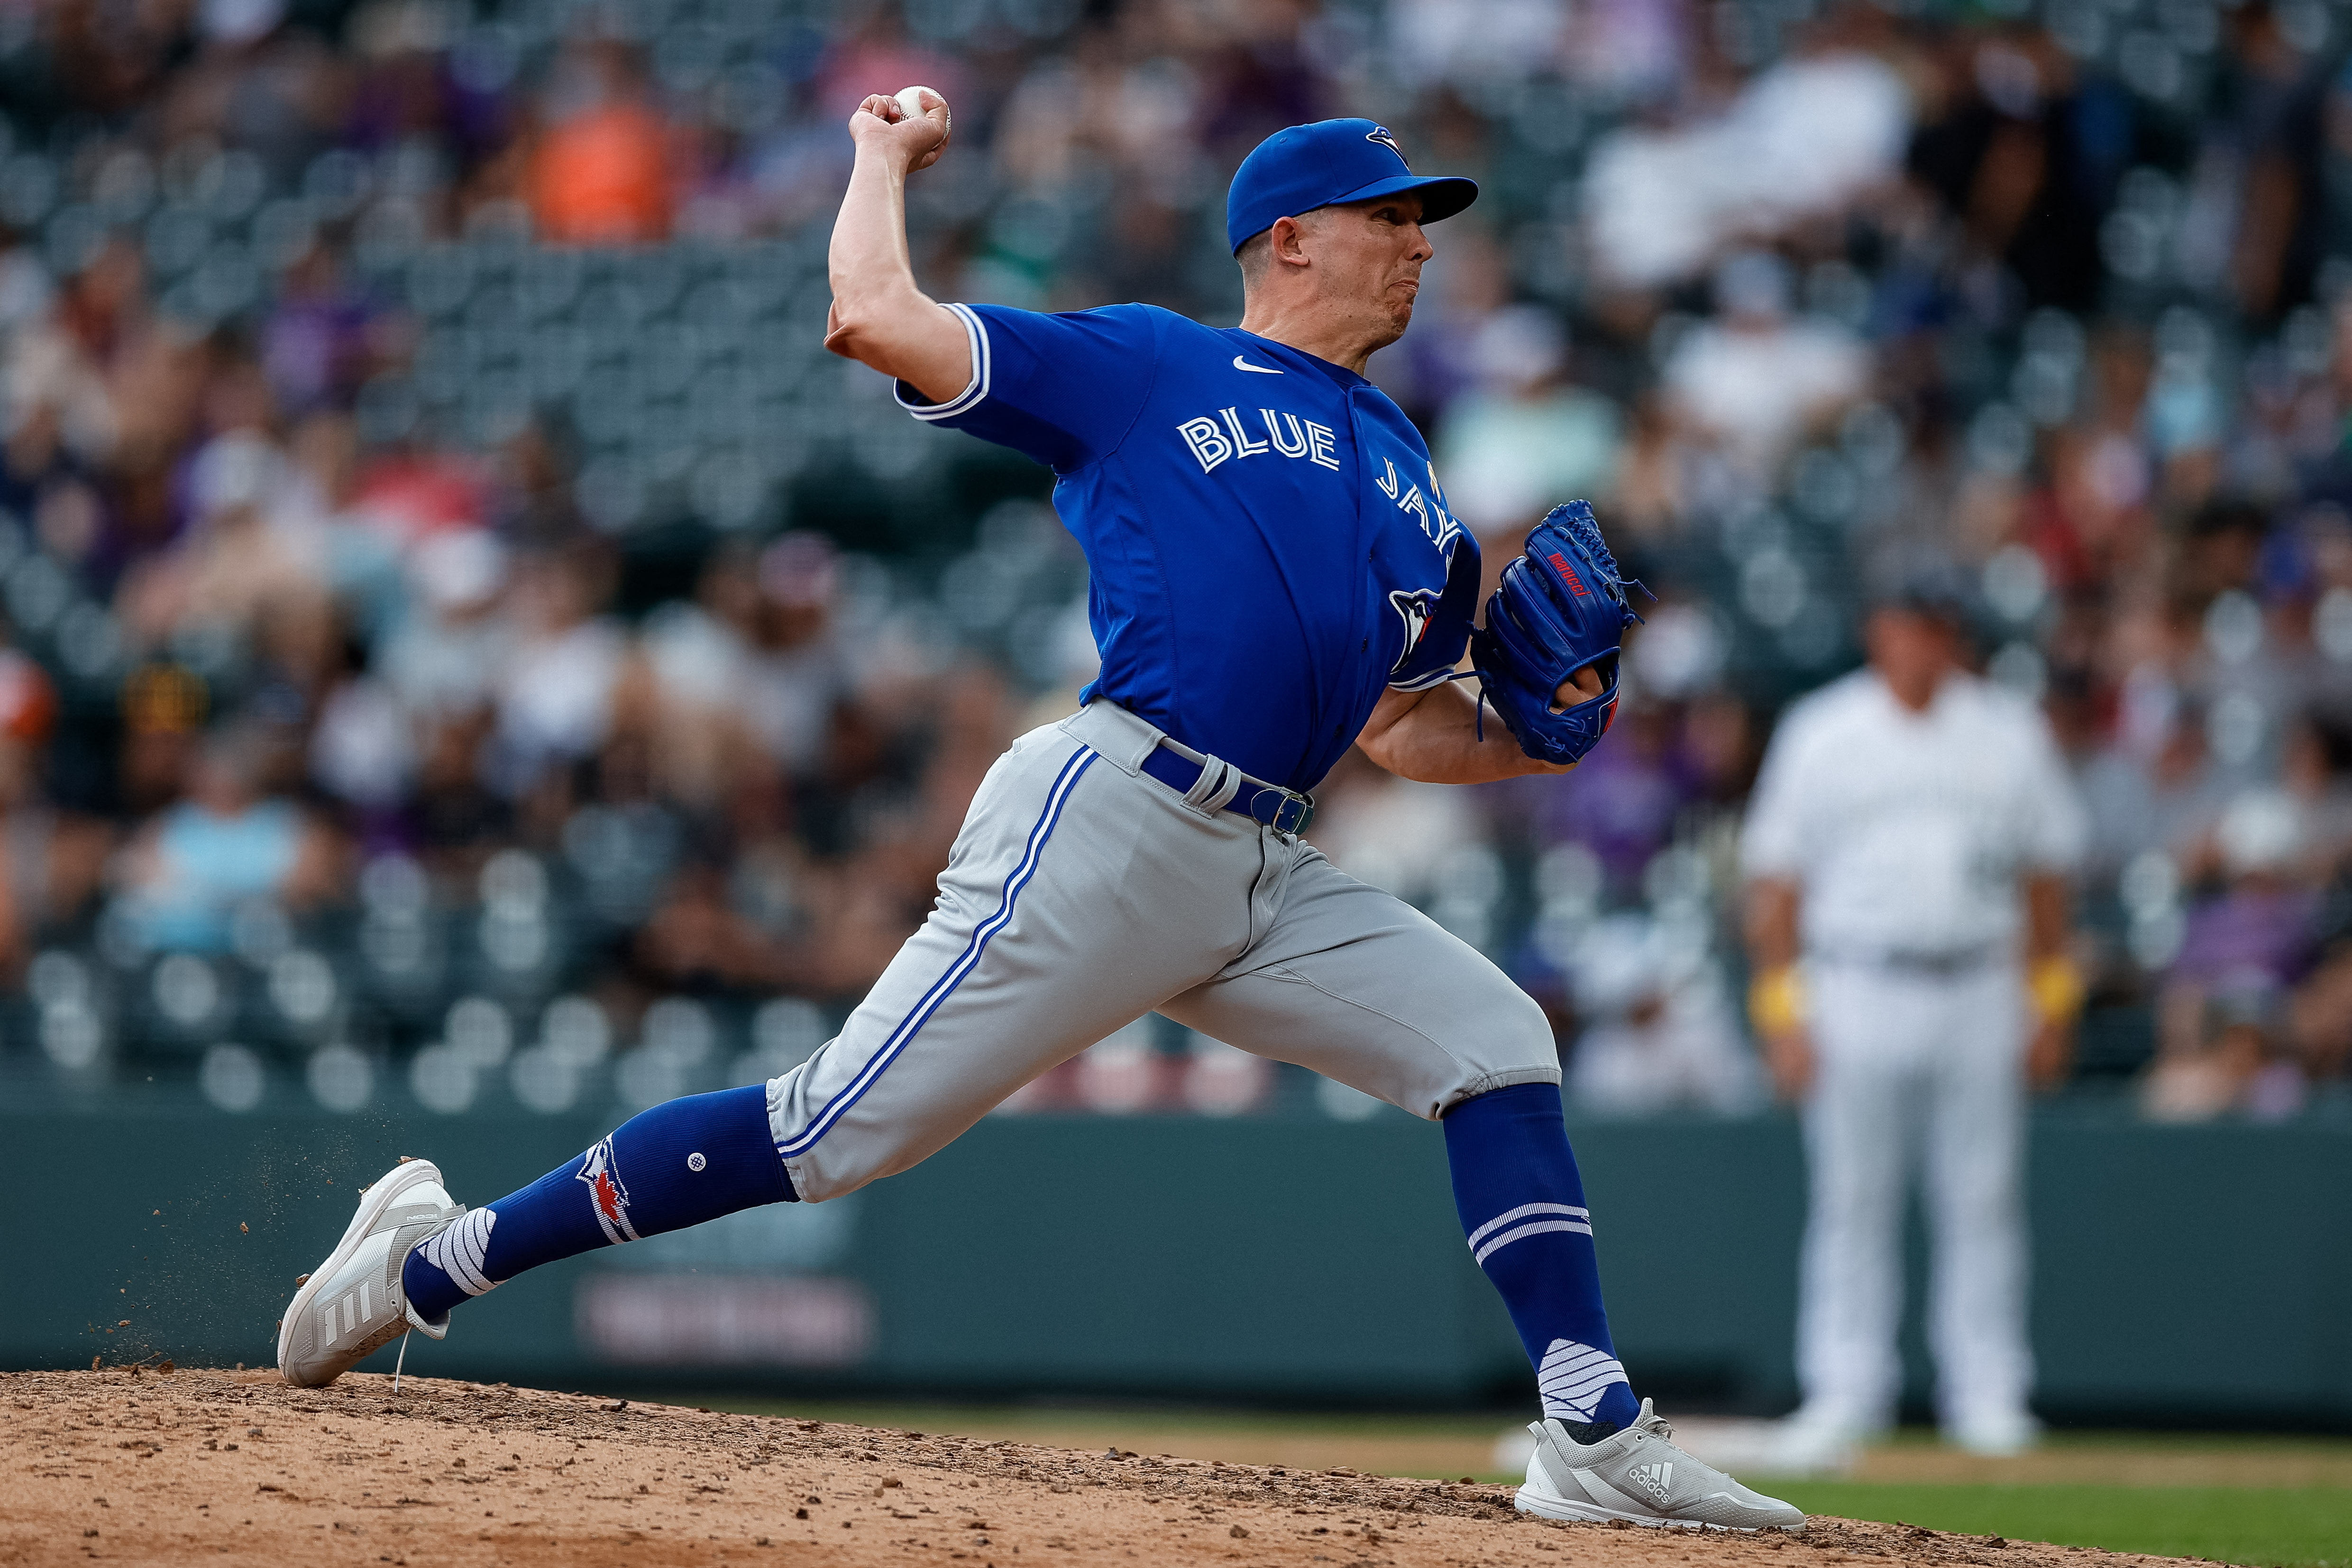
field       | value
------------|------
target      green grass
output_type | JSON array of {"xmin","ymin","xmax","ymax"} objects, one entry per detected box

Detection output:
[
  {"xmin": 1767, "ymin": 1482, "xmax": 2352, "ymax": 1568},
  {"xmin": 629, "ymin": 1394, "xmax": 2352, "ymax": 1566},
  {"xmin": 681, "ymin": 1396, "xmax": 1511, "ymax": 1440}
]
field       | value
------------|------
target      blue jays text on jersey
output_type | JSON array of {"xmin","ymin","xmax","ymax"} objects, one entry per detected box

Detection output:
[{"xmin": 896, "ymin": 301, "xmax": 1480, "ymax": 793}]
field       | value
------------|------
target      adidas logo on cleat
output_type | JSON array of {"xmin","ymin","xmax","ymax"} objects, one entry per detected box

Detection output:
[{"xmin": 1625, "ymin": 1461, "xmax": 1674, "ymax": 1508}]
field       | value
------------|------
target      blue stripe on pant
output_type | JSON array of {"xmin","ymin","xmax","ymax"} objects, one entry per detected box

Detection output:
[{"xmin": 774, "ymin": 744, "xmax": 1099, "ymax": 1161}]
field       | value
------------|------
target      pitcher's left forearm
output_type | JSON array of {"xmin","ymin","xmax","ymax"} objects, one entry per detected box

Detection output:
[{"xmin": 1355, "ymin": 681, "xmax": 1571, "ymax": 784}]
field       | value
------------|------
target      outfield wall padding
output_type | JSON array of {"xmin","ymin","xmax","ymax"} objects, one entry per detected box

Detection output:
[{"xmin": 8, "ymin": 1104, "xmax": 2348, "ymax": 1422}]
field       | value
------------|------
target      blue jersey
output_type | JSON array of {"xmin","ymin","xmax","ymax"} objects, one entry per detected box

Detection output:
[{"xmin": 897, "ymin": 302, "xmax": 1479, "ymax": 793}]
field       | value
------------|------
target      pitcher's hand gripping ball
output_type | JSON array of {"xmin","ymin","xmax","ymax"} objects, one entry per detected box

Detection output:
[
  {"xmin": 894, "ymin": 85, "xmax": 948, "ymax": 127},
  {"xmin": 890, "ymin": 85, "xmax": 951, "ymax": 172},
  {"xmin": 1471, "ymin": 501, "xmax": 1641, "ymax": 766}
]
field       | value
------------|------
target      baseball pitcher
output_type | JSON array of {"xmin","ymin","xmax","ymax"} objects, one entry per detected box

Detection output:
[{"xmin": 275, "ymin": 99, "xmax": 1801, "ymax": 1531}]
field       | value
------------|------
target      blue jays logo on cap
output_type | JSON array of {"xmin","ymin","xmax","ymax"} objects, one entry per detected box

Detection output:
[{"xmin": 1226, "ymin": 118, "xmax": 1478, "ymax": 253}]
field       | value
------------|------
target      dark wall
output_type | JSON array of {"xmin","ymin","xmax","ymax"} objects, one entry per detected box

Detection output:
[{"xmin": 9, "ymin": 1105, "xmax": 2350, "ymax": 1423}]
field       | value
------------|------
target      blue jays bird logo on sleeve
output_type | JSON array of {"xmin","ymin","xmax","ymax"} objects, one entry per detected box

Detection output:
[{"xmin": 1389, "ymin": 588, "xmax": 1439, "ymax": 669}]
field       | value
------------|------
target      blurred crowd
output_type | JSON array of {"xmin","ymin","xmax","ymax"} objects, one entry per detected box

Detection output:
[{"xmin": 2, "ymin": 0, "xmax": 2352, "ymax": 1124}]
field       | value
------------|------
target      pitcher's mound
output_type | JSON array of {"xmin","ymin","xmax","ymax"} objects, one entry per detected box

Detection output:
[{"xmin": 0, "ymin": 1368, "xmax": 2178, "ymax": 1568}]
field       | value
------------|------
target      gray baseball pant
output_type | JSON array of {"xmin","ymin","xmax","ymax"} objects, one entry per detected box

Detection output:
[{"xmin": 766, "ymin": 697, "xmax": 1560, "ymax": 1203}]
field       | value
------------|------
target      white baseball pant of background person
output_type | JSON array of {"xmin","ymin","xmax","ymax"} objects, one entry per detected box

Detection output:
[{"xmin": 1798, "ymin": 957, "xmax": 2032, "ymax": 1440}]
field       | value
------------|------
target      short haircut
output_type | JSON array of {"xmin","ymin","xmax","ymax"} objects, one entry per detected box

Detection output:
[
  {"xmin": 1235, "ymin": 207, "xmax": 1327, "ymax": 292},
  {"xmin": 1237, "ymin": 230, "xmax": 1273, "ymax": 288}
]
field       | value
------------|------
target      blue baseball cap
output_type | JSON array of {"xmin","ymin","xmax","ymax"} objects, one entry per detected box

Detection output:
[{"xmin": 1226, "ymin": 118, "xmax": 1478, "ymax": 254}]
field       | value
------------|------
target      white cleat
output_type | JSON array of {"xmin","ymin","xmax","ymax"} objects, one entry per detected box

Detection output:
[
  {"xmin": 276, "ymin": 1157, "xmax": 463, "ymax": 1388},
  {"xmin": 1641, "ymin": 1412, "xmax": 1866, "ymax": 1479},
  {"xmin": 1517, "ymin": 1398, "xmax": 1807, "ymax": 1532},
  {"xmin": 1757, "ymin": 1407, "xmax": 1882, "ymax": 1477},
  {"xmin": 1948, "ymin": 1409, "xmax": 2041, "ymax": 1458}
]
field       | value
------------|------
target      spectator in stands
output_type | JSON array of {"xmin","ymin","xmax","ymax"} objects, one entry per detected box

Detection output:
[
  {"xmin": 403, "ymin": 706, "xmax": 510, "ymax": 880},
  {"xmin": 2076, "ymin": 699, "xmax": 2233, "ymax": 880},
  {"xmin": 0, "ymin": 646, "xmax": 104, "ymax": 981},
  {"xmin": 1305, "ymin": 748, "xmax": 1487, "ymax": 911},
  {"xmin": 2145, "ymin": 789, "xmax": 2322, "ymax": 1119},
  {"xmin": 1526, "ymin": 700, "xmax": 1701, "ymax": 903},
  {"xmin": 111, "ymin": 726, "xmax": 337, "ymax": 955},
  {"xmin": 638, "ymin": 538, "xmax": 767, "ymax": 814},
  {"xmin": 1, "ymin": 399, "xmax": 104, "ymax": 575},
  {"xmin": 2142, "ymin": 979, "xmax": 2308, "ymax": 1122},
  {"xmin": 487, "ymin": 543, "xmax": 624, "ymax": 795},
  {"xmin": 1663, "ymin": 252, "xmax": 1871, "ymax": 477},
  {"xmin": 2196, "ymin": 0, "xmax": 2332, "ymax": 326},
  {"xmin": 1905, "ymin": 28, "xmax": 2112, "ymax": 315},
  {"xmin": 743, "ymin": 532, "xmax": 849, "ymax": 779},
  {"xmin": 378, "ymin": 529, "xmax": 509, "ymax": 724},
  {"xmin": 529, "ymin": 38, "xmax": 676, "ymax": 245},
  {"xmin": 1566, "ymin": 915, "xmax": 1764, "ymax": 1117},
  {"xmin": 2170, "ymin": 789, "xmax": 2320, "ymax": 992},
  {"xmin": 1435, "ymin": 306, "xmax": 1621, "ymax": 555},
  {"xmin": 2287, "ymin": 936, "xmax": 2352, "ymax": 1084}
]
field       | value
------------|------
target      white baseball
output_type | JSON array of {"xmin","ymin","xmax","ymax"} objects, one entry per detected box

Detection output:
[{"xmin": 894, "ymin": 85, "xmax": 948, "ymax": 131}]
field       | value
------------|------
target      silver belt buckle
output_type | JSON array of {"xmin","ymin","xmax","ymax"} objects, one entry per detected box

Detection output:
[{"xmin": 1249, "ymin": 785, "xmax": 1315, "ymax": 839}]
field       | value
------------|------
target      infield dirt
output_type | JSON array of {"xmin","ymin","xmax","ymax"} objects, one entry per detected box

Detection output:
[{"xmin": 0, "ymin": 1368, "xmax": 2201, "ymax": 1568}]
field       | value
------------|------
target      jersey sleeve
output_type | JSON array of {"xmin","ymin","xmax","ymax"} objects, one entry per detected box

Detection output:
[
  {"xmin": 1389, "ymin": 530, "xmax": 1483, "ymax": 691},
  {"xmin": 1739, "ymin": 706, "xmax": 1821, "ymax": 880},
  {"xmin": 2012, "ymin": 707, "xmax": 2089, "ymax": 872},
  {"xmin": 894, "ymin": 302, "xmax": 1159, "ymax": 472}
]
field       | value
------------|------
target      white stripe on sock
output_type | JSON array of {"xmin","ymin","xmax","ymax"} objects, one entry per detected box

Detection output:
[
  {"xmin": 1538, "ymin": 1338, "xmax": 1630, "ymax": 1423},
  {"xmin": 1473, "ymin": 1218, "xmax": 1593, "ymax": 1265},
  {"xmin": 1539, "ymin": 1348, "xmax": 1617, "ymax": 1382},
  {"xmin": 1544, "ymin": 1371, "xmax": 1629, "ymax": 1404},
  {"xmin": 1466, "ymin": 1201, "xmax": 1591, "ymax": 1253},
  {"xmin": 421, "ymin": 1208, "xmax": 500, "ymax": 1297}
]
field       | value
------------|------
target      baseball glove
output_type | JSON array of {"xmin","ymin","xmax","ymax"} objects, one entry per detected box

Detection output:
[{"xmin": 1469, "ymin": 501, "xmax": 1641, "ymax": 766}]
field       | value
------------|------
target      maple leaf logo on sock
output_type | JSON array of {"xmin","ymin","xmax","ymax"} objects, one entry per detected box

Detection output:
[{"xmin": 576, "ymin": 1137, "xmax": 642, "ymax": 1244}]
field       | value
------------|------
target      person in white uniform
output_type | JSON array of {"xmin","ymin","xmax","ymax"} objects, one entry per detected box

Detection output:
[{"xmin": 1739, "ymin": 574, "xmax": 2087, "ymax": 1460}]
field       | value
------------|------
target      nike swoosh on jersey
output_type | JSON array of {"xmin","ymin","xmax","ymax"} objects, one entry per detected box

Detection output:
[{"xmin": 1232, "ymin": 355, "xmax": 1283, "ymax": 375}]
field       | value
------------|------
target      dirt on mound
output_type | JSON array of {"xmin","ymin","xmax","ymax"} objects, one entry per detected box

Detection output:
[{"xmin": 0, "ymin": 1368, "xmax": 2187, "ymax": 1568}]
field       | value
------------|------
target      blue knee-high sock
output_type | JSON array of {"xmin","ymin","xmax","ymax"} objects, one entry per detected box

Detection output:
[
  {"xmin": 1444, "ymin": 1082, "xmax": 1642, "ymax": 1434},
  {"xmin": 402, "ymin": 1085, "xmax": 795, "ymax": 1323}
]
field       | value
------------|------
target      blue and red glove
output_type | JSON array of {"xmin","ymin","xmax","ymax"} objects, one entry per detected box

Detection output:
[{"xmin": 1470, "ymin": 502, "xmax": 1641, "ymax": 766}]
